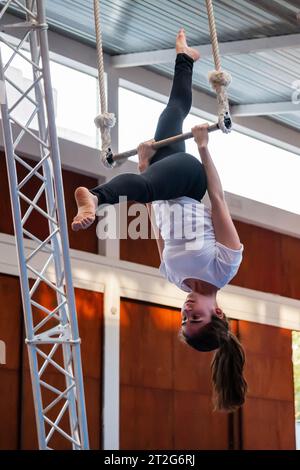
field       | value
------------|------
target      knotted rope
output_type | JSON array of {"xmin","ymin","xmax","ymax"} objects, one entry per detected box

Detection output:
[
  {"xmin": 93, "ymin": 0, "xmax": 116, "ymax": 166},
  {"xmin": 205, "ymin": 0, "xmax": 232, "ymax": 133}
]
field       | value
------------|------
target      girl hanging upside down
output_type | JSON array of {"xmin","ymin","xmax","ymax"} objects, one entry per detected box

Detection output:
[{"xmin": 72, "ymin": 29, "xmax": 247, "ymax": 412}]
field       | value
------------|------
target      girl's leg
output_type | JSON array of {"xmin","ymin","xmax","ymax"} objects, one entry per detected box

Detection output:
[
  {"xmin": 150, "ymin": 52, "xmax": 194, "ymax": 163},
  {"xmin": 91, "ymin": 53, "xmax": 194, "ymax": 204},
  {"xmin": 89, "ymin": 51, "xmax": 198, "ymax": 205},
  {"xmin": 89, "ymin": 153, "xmax": 207, "ymax": 205}
]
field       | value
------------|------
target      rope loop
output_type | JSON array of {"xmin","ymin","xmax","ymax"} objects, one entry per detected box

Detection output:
[
  {"xmin": 208, "ymin": 70, "xmax": 232, "ymax": 133},
  {"xmin": 93, "ymin": 0, "xmax": 116, "ymax": 164}
]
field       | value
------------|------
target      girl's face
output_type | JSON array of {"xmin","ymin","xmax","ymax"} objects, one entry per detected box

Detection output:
[{"xmin": 181, "ymin": 292, "xmax": 223, "ymax": 338}]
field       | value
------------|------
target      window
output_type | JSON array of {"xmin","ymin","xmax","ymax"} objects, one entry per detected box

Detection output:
[
  {"xmin": 1, "ymin": 42, "xmax": 99, "ymax": 148},
  {"xmin": 119, "ymin": 86, "xmax": 300, "ymax": 215},
  {"xmin": 49, "ymin": 61, "xmax": 99, "ymax": 147}
]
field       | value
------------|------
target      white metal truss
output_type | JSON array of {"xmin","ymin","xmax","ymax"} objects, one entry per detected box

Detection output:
[{"xmin": 0, "ymin": 0, "xmax": 89, "ymax": 449}]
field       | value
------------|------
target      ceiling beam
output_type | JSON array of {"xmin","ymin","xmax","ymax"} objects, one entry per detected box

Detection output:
[
  {"xmin": 232, "ymin": 101, "xmax": 300, "ymax": 117},
  {"xmin": 111, "ymin": 33, "xmax": 300, "ymax": 68}
]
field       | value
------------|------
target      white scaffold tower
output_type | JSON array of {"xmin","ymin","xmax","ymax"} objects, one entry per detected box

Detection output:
[{"xmin": 0, "ymin": 0, "xmax": 89, "ymax": 449}]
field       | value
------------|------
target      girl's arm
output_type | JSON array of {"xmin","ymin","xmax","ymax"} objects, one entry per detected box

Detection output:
[
  {"xmin": 192, "ymin": 124, "xmax": 241, "ymax": 250},
  {"xmin": 138, "ymin": 141, "xmax": 164, "ymax": 262}
]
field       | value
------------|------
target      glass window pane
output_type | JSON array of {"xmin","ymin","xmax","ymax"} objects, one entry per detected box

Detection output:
[
  {"xmin": 50, "ymin": 61, "xmax": 98, "ymax": 147},
  {"xmin": 0, "ymin": 43, "xmax": 99, "ymax": 148},
  {"xmin": 119, "ymin": 86, "xmax": 164, "ymax": 152},
  {"xmin": 119, "ymin": 86, "xmax": 300, "ymax": 215}
]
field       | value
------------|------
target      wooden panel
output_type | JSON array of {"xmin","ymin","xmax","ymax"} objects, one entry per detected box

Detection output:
[
  {"xmin": 239, "ymin": 321, "xmax": 294, "ymax": 400},
  {"xmin": 120, "ymin": 299, "xmax": 174, "ymax": 389},
  {"xmin": 243, "ymin": 398, "xmax": 296, "ymax": 450},
  {"xmin": 0, "ymin": 371, "xmax": 20, "ymax": 449},
  {"xmin": 231, "ymin": 220, "xmax": 282, "ymax": 294},
  {"xmin": 120, "ymin": 237, "xmax": 160, "ymax": 268},
  {"xmin": 120, "ymin": 203, "xmax": 160, "ymax": 268},
  {"xmin": 174, "ymin": 391, "xmax": 228, "ymax": 450},
  {"xmin": 280, "ymin": 234, "xmax": 300, "ymax": 300},
  {"xmin": 75, "ymin": 288, "xmax": 103, "ymax": 380},
  {"xmin": 21, "ymin": 285, "xmax": 104, "ymax": 449},
  {"xmin": 120, "ymin": 385, "xmax": 173, "ymax": 450},
  {"xmin": 120, "ymin": 299, "xmax": 229, "ymax": 450},
  {"xmin": 0, "ymin": 274, "xmax": 22, "ymax": 450},
  {"xmin": 239, "ymin": 321, "xmax": 292, "ymax": 358},
  {"xmin": 121, "ymin": 387, "xmax": 228, "ymax": 450},
  {"xmin": 84, "ymin": 377, "xmax": 102, "ymax": 450},
  {"xmin": 76, "ymin": 288, "xmax": 103, "ymax": 449},
  {"xmin": 239, "ymin": 320, "xmax": 296, "ymax": 449},
  {"xmin": 245, "ymin": 356, "xmax": 294, "ymax": 401},
  {"xmin": 0, "ymin": 275, "xmax": 22, "ymax": 369}
]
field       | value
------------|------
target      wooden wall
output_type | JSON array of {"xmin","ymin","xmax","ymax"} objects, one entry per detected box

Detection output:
[
  {"xmin": 0, "ymin": 273, "xmax": 103, "ymax": 450},
  {"xmin": 120, "ymin": 203, "xmax": 160, "ymax": 267},
  {"xmin": 233, "ymin": 221, "xmax": 300, "ymax": 300},
  {"xmin": 120, "ymin": 299, "xmax": 296, "ymax": 450}
]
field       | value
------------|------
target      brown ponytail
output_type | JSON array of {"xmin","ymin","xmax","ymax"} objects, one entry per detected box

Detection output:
[{"xmin": 180, "ymin": 314, "xmax": 247, "ymax": 412}]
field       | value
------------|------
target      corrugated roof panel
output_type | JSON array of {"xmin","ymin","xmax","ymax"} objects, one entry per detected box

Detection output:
[
  {"xmin": 37, "ymin": 1, "xmax": 300, "ymax": 52},
  {"xmin": 4, "ymin": 0, "xmax": 300, "ymax": 130},
  {"xmin": 149, "ymin": 46, "xmax": 300, "ymax": 103}
]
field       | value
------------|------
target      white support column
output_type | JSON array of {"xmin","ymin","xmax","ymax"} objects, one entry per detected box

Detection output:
[
  {"xmin": 103, "ymin": 272, "xmax": 121, "ymax": 450},
  {"xmin": 104, "ymin": 64, "xmax": 121, "ymax": 259},
  {"xmin": 100, "ymin": 63, "xmax": 121, "ymax": 450}
]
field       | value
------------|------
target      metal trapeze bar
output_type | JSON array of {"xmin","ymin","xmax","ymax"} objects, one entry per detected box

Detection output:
[{"xmin": 103, "ymin": 115, "xmax": 232, "ymax": 167}]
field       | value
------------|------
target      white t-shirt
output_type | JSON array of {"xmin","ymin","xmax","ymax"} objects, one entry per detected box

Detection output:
[{"xmin": 152, "ymin": 196, "xmax": 243, "ymax": 292}]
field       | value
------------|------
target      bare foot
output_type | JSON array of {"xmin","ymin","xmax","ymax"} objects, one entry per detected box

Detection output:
[
  {"xmin": 71, "ymin": 187, "xmax": 98, "ymax": 231},
  {"xmin": 176, "ymin": 28, "xmax": 200, "ymax": 62}
]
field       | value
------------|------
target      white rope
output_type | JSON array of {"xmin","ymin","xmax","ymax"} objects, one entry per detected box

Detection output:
[
  {"xmin": 205, "ymin": 0, "xmax": 231, "ymax": 133},
  {"xmin": 93, "ymin": 0, "xmax": 116, "ymax": 165}
]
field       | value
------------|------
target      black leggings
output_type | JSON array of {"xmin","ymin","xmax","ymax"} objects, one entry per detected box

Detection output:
[{"xmin": 90, "ymin": 53, "xmax": 207, "ymax": 204}]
